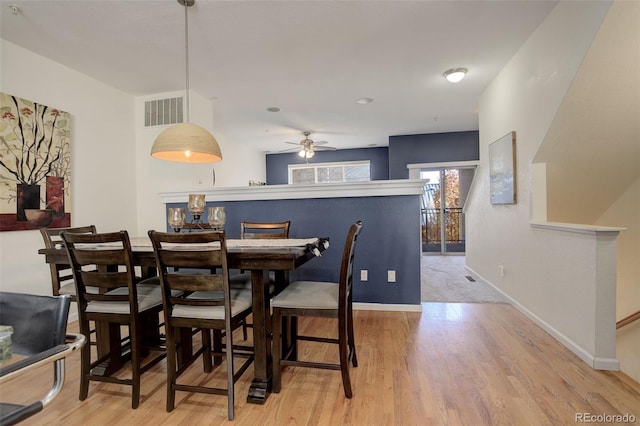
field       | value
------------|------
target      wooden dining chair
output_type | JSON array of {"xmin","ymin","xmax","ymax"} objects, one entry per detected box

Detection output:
[
  {"xmin": 271, "ymin": 220, "xmax": 363, "ymax": 398},
  {"xmin": 240, "ymin": 220, "xmax": 290, "ymax": 239},
  {"xmin": 231, "ymin": 220, "xmax": 292, "ymax": 339},
  {"xmin": 232, "ymin": 220, "xmax": 291, "ymax": 288},
  {"xmin": 61, "ymin": 230, "xmax": 166, "ymax": 409},
  {"xmin": 148, "ymin": 230, "xmax": 255, "ymax": 420}
]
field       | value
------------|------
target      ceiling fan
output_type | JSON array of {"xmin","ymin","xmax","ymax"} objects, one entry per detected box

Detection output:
[{"xmin": 279, "ymin": 131, "xmax": 336, "ymax": 160}]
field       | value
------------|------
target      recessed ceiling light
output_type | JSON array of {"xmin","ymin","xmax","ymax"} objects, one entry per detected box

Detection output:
[
  {"xmin": 443, "ymin": 68, "xmax": 468, "ymax": 83},
  {"xmin": 266, "ymin": 106, "xmax": 281, "ymax": 112},
  {"xmin": 356, "ymin": 98, "xmax": 373, "ymax": 105},
  {"xmin": 8, "ymin": 4, "xmax": 21, "ymax": 15}
]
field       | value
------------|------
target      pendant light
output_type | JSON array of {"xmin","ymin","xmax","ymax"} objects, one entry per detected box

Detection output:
[{"xmin": 151, "ymin": 0, "xmax": 222, "ymax": 163}]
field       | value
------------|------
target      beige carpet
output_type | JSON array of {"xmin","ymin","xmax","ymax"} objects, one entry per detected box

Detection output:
[{"xmin": 421, "ymin": 255, "xmax": 509, "ymax": 303}]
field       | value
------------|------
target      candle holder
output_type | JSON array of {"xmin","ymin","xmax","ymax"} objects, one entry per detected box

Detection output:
[
  {"xmin": 188, "ymin": 194, "xmax": 206, "ymax": 227},
  {"xmin": 168, "ymin": 207, "xmax": 186, "ymax": 232},
  {"xmin": 207, "ymin": 206, "xmax": 226, "ymax": 231}
]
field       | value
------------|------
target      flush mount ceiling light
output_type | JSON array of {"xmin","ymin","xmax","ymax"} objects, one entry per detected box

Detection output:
[
  {"xmin": 356, "ymin": 98, "xmax": 374, "ymax": 105},
  {"xmin": 443, "ymin": 68, "xmax": 468, "ymax": 83},
  {"xmin": 151, "ymin": 0, "xmax": 222, "ymax": 163}
]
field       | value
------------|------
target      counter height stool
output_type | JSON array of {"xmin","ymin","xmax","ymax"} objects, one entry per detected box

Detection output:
[
  {"xmin": 231, "ymin": 220, "xmax": 291, "ymax": 340},
  {"xmin": 61, "ymin": 230, "xmax": 166, "ymax": 409},
  {"xmin": 271, "ymin": 220, "xmax": 362, "ymax": 398},
  {"xmin": 148, "ymin": 230, "xmax": 254, "ymax": 421}
]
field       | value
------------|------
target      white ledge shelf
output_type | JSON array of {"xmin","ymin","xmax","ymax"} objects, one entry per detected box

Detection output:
[
  {"xmin": 530, "ymin": 221, "xmax": 625, "ymax": 235},
  {"xmin": 159, "ymin": 179, "xmax": 427, "ymax": 203}
]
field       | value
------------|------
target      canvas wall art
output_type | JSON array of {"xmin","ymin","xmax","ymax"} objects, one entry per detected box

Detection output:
[
  {"xmin": 0, "ymin": 93, "xmax": 71, "ymax": 231},
  {"xmin": 489, "ymin": 131, "xmax": 517, "ymax": 205}
]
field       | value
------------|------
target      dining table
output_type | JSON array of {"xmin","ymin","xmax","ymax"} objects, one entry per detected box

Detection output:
[{"xmin": 38, "ymin": 234, "xmax": 328, "ymax": 404}]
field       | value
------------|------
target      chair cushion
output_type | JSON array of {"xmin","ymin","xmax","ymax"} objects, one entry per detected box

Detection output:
[
  {"xmin": 171, "ymin": 289, "xmax": 252, "ymax": 320},
  {"xmin": 59, "ymin": 282, "xmax": 76, "ymax": 296},
  {"xmin": 229, "ymin": 272, "xmax": 252, "ymax": 289},
  {"xmin": 228, "ymin": 272, "xmax": 276, "ymax": 294},
  {"xmin": 86, "ymin": 284, "xmax": 166, "ymax": 314},
  {"xmin": 271, "ymin": 281, "xmax": 338, "ymax": 309}
]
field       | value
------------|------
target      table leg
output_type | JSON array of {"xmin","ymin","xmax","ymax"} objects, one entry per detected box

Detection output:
[{"xmin": 247, "ymin": 269, "xmax": 271, "ymax": 404}]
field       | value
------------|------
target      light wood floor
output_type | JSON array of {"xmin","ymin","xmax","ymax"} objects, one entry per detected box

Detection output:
[{"xmin": 2, "ymin": 303, "xmax": 639, "ymax": 425}]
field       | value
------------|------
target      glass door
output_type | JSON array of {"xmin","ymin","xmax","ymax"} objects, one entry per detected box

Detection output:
[{"xmin": 420, "ymin": 167, "xmax": 474, "ymax": 254}]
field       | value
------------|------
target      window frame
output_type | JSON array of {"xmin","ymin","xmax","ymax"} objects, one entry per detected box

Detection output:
[{"xmin": 288, "ymin": 160, "xmax": 371, "ymax": 184}]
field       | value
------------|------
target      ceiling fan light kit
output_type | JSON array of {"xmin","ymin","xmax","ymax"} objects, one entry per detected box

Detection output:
[
  {"xmin": 278, "ymin": 131, "xmax": 336, "ymax": 162},
  {"xmin": 150, "ymin": 0, "xmax": 222, "ymax": 164},
  {"xmin": 299, "ymin": 148, "xmax": 315, "ymax": 159}
]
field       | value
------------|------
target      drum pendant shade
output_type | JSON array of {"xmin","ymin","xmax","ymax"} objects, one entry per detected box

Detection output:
[
  {"xmin": 150, "ymin": 0, "xmax": 222, "ymax": 164},
  {"xmin": 151, "ymin": 123, "xmax": 222, "ymax": 163}
]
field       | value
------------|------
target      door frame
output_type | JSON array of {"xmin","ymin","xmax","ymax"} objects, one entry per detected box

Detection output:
[{"xmin": 408, "ymin": 161, "xmax": 478, "ymax": 255}]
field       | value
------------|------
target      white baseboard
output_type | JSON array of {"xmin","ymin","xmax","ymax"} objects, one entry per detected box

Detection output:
[
  {"xmin": 464, "ymin": 265, "xmax": 619, "ymax": 372},
  {"xmin": 353, "ymin": 302, "xmax": 422, "ymax": 312}
]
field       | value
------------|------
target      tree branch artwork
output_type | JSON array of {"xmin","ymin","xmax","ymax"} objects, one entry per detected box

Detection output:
[{"xmin": 0, "ymin": 93, "xmax": 71, "ymax": 231}]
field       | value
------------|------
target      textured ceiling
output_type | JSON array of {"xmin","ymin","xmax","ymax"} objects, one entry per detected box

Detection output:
[{"xmin": 0, "ymin": 0, "xmax": 558, "ymax": 152}]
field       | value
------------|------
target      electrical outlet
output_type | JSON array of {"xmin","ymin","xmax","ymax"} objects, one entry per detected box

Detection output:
[
  {"xmin": 498, "ymin": 265, "xmax": 505, "ymax": 277},
  {"xmin": 360, "ymin": 270, "xmax": 368, "ymax": 281},
  {"xmin": 387, "ymin": 270, "xmax": 396, "ymax": 283}
]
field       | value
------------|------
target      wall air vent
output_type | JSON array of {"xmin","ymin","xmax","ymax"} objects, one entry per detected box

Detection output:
[{"xmin": 144, "ymin": 97, "xmax": 183, "ymax": 127}]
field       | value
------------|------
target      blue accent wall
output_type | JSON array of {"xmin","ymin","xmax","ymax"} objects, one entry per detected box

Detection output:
[
  {"xmin": 266, "ymin": 147, "xmax": 389, "ymax": 185},
  {"xmin": 167, "ymin": 194, "xmax": 421, "ymax": 305},
  {"xmin": 388, "ymin": 131, "xmax": 479, "ymax": 179}
]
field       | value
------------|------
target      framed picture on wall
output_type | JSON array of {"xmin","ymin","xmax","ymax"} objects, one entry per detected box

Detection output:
[
  {"xmin": 489, "ymin": 131, "xmax": 516, "ymax": 205},
  {"xmin": 0, "ymin": 93, "xmax": 72, "ymax": 231}
]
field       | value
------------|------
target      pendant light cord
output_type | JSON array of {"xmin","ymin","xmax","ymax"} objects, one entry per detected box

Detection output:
[{"xmin": 184, "ymin": 0, "xmax": 190, "ymax": 123}]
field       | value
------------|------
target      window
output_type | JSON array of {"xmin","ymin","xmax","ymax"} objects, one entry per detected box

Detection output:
[{"xmin": 288, "ymin": 161, "xmax": 370, "ymax": 184}]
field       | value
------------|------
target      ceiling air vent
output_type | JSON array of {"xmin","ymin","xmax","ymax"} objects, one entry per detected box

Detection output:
[{"xmin": 144, "ymin": 97, "xmax": 183, "ymax": 127}]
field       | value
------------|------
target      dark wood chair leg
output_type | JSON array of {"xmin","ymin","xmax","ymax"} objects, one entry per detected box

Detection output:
[
  {"xmin": 338, "ymin": 319, "xmax": 352, "ymax": 398},
  {"xmin": 202, "ymin": 329, "xmax": 213, "ymax": 373},
  {"xmin": 212, "ymin": 329, "xmax": 223, "ymax": 366},
  {"xmin": 272, "ymin": 308, "xmax": 283, "ymax": 393},
  {"xmin": 79, "ymin": 322, "xmax": 91, "ymax": 401},
  {"xmin": 130, "ymin": 322, "xmax": 141, "ymax": 409},
  {"xmin": 165, "ymin": 327, "xmax": 177, "ymax": 412},
  {"xmin": 348, "ymin": 298, "xmax": 358, "ymax": 367}
]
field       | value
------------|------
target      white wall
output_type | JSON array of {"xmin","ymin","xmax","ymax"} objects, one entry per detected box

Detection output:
[
  {"xmin": 0, "ymin": 40, "xmax": 137, "ymax": 296},
  {"xmin": 596, "ymin": 176, "xmax": 640, "ymax": 380},
  {"xmin": 465, "ymin": 1, "xmax": 619, "ymax": 367},
  {"xmin": 133, "ymin": 91, "xmax": 266, "ymax": 236},
  {"xmin": 0, "ymin": 39, "xmax": 266, "ymax": 301}
]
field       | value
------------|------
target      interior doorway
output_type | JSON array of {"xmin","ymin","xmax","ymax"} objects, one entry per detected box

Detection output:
[{"xmin": 420, "ymin": 167, "xmax": 474, "ymax": 254}]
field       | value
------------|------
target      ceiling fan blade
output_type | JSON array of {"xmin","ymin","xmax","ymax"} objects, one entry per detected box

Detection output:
[
  {"xmin": 313, "ymin": 146, "xmax": 337, "ymax": 151},
  {"xmin": 312, "ymin": 140, "xmax": 329, "ymax": 145},
  {"xmin": 285, "ymin": 141, "xmax": 301, "ymax": 146}
]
